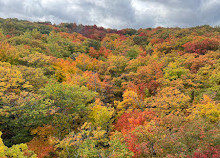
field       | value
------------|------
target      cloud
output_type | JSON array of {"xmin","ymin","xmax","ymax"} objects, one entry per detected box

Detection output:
[
  {"xmin": 0, "ymin": 0, "xmax": 219, "ymax": 29},
  {"xmin": 135, "ymin": 0, "xmax": 220, "ymax": 27}
]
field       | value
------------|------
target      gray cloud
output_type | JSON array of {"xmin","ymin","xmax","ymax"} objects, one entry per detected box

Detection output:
[{"xmin": 0, "ymin": 0, "xmax": 219, "ymax": 29}]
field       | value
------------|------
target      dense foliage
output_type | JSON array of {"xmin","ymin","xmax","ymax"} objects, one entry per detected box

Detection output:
[{"xmin": 0, "ymin": 18, "xmax": 220, "ymax": 157}]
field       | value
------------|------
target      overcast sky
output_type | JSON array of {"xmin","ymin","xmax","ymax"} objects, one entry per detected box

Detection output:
[{"xmin": 0, "ymin": 0, "xmax": 220, "ymax": 29}]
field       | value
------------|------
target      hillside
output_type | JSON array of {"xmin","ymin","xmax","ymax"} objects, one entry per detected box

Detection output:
[{"xmin": 0, "ymin": 18, "xmax": 220, "ymax": 157}]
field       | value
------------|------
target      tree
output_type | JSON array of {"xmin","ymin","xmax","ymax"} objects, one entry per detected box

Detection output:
[
  {"xmin": 0, "ymin": 42, "xmax": 20, "ymax": 64},
  {"xmin": 182, "ymin": 37, "xmax": 219, "ymax": 55},
  {"xmin": 125, "ymin": 60, "xmax": 163, "ymax": 97},
  {"xmin": 116, "ymin": 90, "xmax": 143, "ymax": 115},
  {"xmin": 0, "ymin": 131, "xmax": 37, "ymax": 158},
  {"xmin": 164, "ymin": 62, "xmax": 189, "ymax": 81},
  {"xmin": 146, "ymin": 87, "xmax": 191, "ymax": 115},
  {"xmin": 89, "ymin": 98, "xmax": 115, "ymax": 130},
  {"xmin": 27, "ymin": 125, "xmax": 56, "ymax": 158},
  {"xmin": 41, "ymin": 82, "xmax": 97, "ymax": 137},
  {"xmin": 114, "ymin": 110, "xmax": 157, "ymax": 157},
  {"xmin": 53, "ymin": 58, "xmax": 79, "ymax": 82},
  {"xmin": 126, "ymin": 45, "xmax": 143, "ymax": 59},
  {"xmin": 191, "ymin": 95, "xmax": 220, "ymax": 123},
  {"xmin": 0, "ymin": 91, "xmax": 53, "ymax": 146}
]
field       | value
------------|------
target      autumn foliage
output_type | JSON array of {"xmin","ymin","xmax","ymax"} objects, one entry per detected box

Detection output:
[{"xmin": 0, "ymin": 18, "xmax": 220, "ymax": 157}]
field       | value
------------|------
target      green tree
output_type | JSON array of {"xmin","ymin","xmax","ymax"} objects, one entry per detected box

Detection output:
[
  {"xmin": 0, "ymin": 131, "xmax": 37, "ymax": 158},
  {"xmin": 41, "ymin": 82, "xmax": 97, "ymax": 137}
]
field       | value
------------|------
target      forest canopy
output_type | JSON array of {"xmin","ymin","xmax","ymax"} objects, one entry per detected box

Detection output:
[{"xmin": 0, "ymin": 18, "xmax": 220, "ymax": 157}]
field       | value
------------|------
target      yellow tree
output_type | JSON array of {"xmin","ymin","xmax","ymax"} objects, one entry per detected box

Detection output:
[
  {"xmin": 191, "ymin": 95, "xmax": 220, "ymax": 123},
  {"xmin": 116, "ymin": 89, "xmax": 143, "ymax": 115},
  {"xmin": 89, "ymin": 98, "xmax": 115, "ymax": 130},
  {"xmin": 146, "ymin": 87, "xmax": 191, "ymax": 115}
]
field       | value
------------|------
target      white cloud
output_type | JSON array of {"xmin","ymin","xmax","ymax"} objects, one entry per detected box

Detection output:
[{"xmin": 0, "ymin": 0, "xmax": 219, "ymax": 29}]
